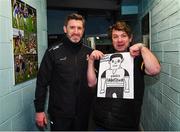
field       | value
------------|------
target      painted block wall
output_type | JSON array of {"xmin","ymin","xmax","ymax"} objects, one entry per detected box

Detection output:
[
  {"xmin": 139, "ymin": 0, "xmax": 180, "ymax": 130},
  {"xmin": 0, "ymin": 0, "xmax": 47, "ymax": 131}
]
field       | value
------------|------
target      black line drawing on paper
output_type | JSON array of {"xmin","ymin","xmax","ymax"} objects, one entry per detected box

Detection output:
[{"xmin": 97, "ymin": 53, "xmax": 134, "ymax": 99}]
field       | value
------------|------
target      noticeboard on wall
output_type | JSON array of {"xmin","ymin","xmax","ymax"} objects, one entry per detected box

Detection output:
[{"xmin": 11, "ymin": 0, "xmax": 38, "ymax": 84}]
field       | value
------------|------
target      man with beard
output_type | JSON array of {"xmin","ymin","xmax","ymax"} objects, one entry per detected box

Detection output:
[{"xmin": 34, "ymin": 13, "xmax": 94, "ymax": 131}]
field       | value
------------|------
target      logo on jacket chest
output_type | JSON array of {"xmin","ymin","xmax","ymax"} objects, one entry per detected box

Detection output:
[{"xmin": 59, "ymin": 56, "xmax": 67, "ymax": 61}]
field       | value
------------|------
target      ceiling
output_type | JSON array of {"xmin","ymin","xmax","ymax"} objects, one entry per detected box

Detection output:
[
  {"xmin": 47, "ymin": 0, "xmax": 139, "ymax": 21},
  {"xmin": 47, "ymin": 0, "xmax": 120, "ymax": 11}
]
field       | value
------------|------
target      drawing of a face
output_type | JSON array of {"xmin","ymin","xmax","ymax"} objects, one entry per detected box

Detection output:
[{"xmin": 110, "ymin": 57, "xmax": 122, "ymax": 70}]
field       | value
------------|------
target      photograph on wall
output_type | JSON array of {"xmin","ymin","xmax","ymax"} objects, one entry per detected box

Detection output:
[
  {"xmin": 97, "ymin": 53, "xmax": 134, "ymax": 99},
  {"xmin": 12, "ymin": 0, "xmax": 38, "ymax": 84}
]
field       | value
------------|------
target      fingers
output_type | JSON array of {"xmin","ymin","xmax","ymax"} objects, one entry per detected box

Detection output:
[
  {"xmin": 35, "ymin": 112, "xmax": 47, "ymax": 128},
  {"xmin": 129, "ymin": 43, "xmax": 142, "ymax": 57},
  {"xmin": 36, "ymin": 119, "xmax": 44, "ymax": 127},
  {"xmin": 44, "ymin": 116, "xmax": 47, "ymax": 125},
  {"xmin": 89, "ymin": 50, "xmax": 104, "ymax": 61},
  {"xmin": 86, "ymin": 54, "xmax": 90, "ymax": 60},
  {"xmin": 36, "ymin": 118, "xmax": 45, "ymax": 127},
  {"xmin": 130, "ymin": 49, "xmax": 140, "ymax": 57}
]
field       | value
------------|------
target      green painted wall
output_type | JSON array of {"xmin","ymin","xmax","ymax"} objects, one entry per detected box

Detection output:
[
  {"xmin": 139, "ymin": 0, "xmax": 180, "ymax": 130},
  {"xmin": 0, "ymin": 0, "xmax": 47, "ymax": 130}
]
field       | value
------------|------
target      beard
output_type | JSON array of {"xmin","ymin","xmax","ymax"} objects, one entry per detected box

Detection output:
[{"xmin": 68, "ymin": 34, "xmax": 82, "ymax": 43}]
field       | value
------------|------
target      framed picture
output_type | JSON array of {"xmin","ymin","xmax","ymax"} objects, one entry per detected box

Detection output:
[{"xmin": 12, "ymin": 0, "xmax": 38, "ymax": 84}]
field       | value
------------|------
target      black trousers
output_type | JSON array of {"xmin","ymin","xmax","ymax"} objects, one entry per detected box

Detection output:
[{"xmin": 50, "ymin": 115, "xmax": 89, "ymax": 131}]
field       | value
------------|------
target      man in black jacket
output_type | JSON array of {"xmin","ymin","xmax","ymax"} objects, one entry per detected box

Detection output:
[
  {"xmin": 34, "ymin": 13, "xmax": 93, "ymax": 131},
  {"xmin": 87, "ymin": 21, "xmax": 161, "ymax": 130}
]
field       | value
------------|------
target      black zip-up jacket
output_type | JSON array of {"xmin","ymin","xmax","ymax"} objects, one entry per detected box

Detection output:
[{"xmin": 34, "ymin": 37, "xmax": 93, "ymax": 118}]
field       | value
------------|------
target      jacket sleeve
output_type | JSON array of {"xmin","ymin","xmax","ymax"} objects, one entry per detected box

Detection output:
[{"xmin": 34, "ymin": 49, "xmax": 53, "ymax": 112}]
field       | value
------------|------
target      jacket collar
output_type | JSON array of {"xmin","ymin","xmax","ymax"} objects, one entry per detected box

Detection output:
[{"xmin": 63, "ymin": 36, "xmax": 83, "ymax": 53}]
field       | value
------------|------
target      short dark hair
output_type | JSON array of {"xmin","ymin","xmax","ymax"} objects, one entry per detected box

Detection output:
[
  {"xmin": 110, "ymin": 53, "xmax": 123, "ymax": 61},
  {"xmin": 64, "ymin": 13, "xmax": 85, "ymax": 28},
  {"xmin": 108, "ymin": 21, "xmax": 132, "ymax": 39}
]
